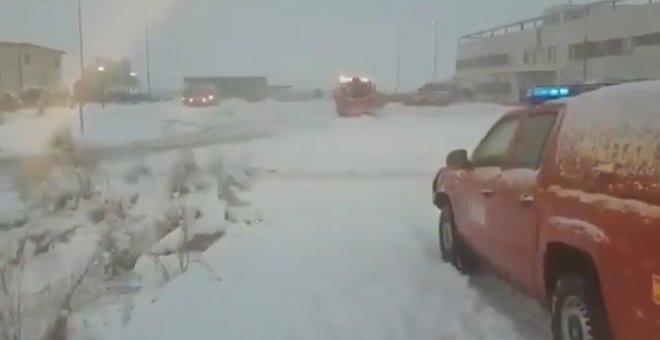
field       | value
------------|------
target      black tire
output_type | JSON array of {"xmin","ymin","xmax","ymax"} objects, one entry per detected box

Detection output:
[
  {"xmin": 438, "ymin": 206, "xmax": 478, "ymax": 275},
  {"xmin": 439, "ymin": 208, "xmax": 455, "ymax": 263},
  {"xmin": 551, "ymin": 274, "xmax": 613, "ymax": 340}
]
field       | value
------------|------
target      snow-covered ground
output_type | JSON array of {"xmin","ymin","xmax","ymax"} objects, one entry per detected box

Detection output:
[{"xmin": 0, "ymin": 100, "xmax": 551, "ymax": 339}]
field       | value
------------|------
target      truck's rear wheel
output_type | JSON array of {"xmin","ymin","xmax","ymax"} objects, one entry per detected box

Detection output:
[{"xmin": 551, "ymin": 274, "xmax": 612, "ymax": 340}]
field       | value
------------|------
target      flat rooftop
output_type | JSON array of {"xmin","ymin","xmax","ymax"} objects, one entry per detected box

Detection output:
[{"xmin": 0, "ymin": 42, "xmax": 65, "ymax": 54}]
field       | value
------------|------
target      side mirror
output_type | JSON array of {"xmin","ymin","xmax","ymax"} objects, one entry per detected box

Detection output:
[{"xmin": 446, "ymin": 149, "xmax": 472, "ymax": 170}]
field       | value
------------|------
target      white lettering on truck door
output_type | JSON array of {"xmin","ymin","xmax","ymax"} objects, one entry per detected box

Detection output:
[{"xmin": 468, "ymin": 200, "xmax": 486, "ymax": 227}]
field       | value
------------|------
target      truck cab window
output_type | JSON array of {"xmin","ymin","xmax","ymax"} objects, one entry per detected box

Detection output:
[
  {"xmin": 511, "ymin": 113, "xmax": 557, "ymax": 169},
  {"xmin": 471, "ymin": 118, "xmax": 519, "ymax": 167}
]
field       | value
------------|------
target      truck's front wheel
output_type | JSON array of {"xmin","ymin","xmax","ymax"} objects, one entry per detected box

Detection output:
[
  {"xmin": 551, "ymin": 274, "xmax": 612, "ymax": 340},
  {"xmin": 438, "ymin": 207, "xmax": 478, "ymax": 275},
  {"xmin": 439, "ymin": 208, "xmax": 455, "ymax": 263}
]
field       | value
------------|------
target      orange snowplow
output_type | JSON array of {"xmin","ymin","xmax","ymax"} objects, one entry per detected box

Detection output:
[{"xmin": 333, "ymin": 76, "xmax": 380, "ymax": 117}]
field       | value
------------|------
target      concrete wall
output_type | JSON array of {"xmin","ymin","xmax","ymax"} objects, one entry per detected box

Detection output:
[
  {"xmin": 0, "ymin": 45, "xmax": 21, "ymax": 94},
  {"xmin": 19, "ymin": 45, "xmax": 63, "ymax": 92}
]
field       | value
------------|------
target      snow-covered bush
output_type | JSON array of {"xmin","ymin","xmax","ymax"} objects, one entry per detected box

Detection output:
[
  {"xmin": 168, "ymin": 149, "xmax": 198, "ymax": 199},
  {"xmin": 0, "ymin": 172, "xmax": 145, "ymax": 339},
  {"xmin": 134, "ymin": 203, "xmax": 223, "ymax": 289},
  {"xmin": 123, "ymin": 160, "xmax": 152, "ymax": 184},
  {"xmin": 12, "ymin": 128, "xmax": 100, "ymax": 212},
  {"xmin": 0, "ymin": 229, "xmax": 106, "ymax": 340}
]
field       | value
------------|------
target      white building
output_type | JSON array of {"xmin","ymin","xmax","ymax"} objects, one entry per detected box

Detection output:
[
  {"xmin": 455, "ymin": 0, "xmax": 660, "ymax": 103},
  {"xmin": 0, "ymin": 42, "xmax": 65, "ymax": 95}
]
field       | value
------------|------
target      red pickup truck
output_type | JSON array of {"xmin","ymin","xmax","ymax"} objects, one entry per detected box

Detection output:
[{"xmin": 432, "ymin": 82, "xmax": 660, "ymax": 340}]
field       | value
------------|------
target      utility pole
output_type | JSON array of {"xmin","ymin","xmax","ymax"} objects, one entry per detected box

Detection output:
[
  {"xmin": 145, "ymin": 25, "xmax": 153, "ymax": 101},
  {"xmin": 77, "ymin": 0, "xmax": 85, "ymax": 134},
  {"xmin": 432, "ymin": 20, "xmax": 439, "ymax": 82},
  {"xmin": 395, "ymin": 53, "xmax": 401, "ymax": 92},
  {"xmin": 582, "ymin": 35, "xmax": 589, "ymax": 83}
]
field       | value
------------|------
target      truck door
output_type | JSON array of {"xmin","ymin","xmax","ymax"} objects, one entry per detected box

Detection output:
[
  {"xmin": 455, "ymin": 116, "xmax": 521, "ymax": 261},
  {"xmin": 490, "ymin": 111, "xmax": 558, "ymax": 295}
]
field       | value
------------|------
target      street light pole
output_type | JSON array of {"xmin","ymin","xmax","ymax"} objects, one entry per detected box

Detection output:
[
  {"xmin": 582, "ymin": 35, "xmax": 589, "ymax": 83},
  {"xmin": 396, "ymin": 52, "xmax": 401, "ymax": 92},
  {"xmin": 145, "ymin": 25, "xmax": 153, "ymax": 101},
  {"xmin": 97, "ymin": 66, "xmax": 106, "ymax": 108},
  {"xmin": 77, "ymin": 0, "xmax": 85, "ymax": 134}
]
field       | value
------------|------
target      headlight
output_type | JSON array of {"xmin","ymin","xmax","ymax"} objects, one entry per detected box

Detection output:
[
  {"xmin": 202, "ymin": 97, "xmax": 207, "ymax": 102},
  {"xmin": 208, "ymin": 95, "xmax": 215, "ymax": 100}
]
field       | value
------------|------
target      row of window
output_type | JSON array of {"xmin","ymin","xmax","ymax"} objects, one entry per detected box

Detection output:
[
  {"xmin": 20, "ymin": 53, "xmax": 60, "ymax": 69},
  {"xmin": 458, "ymin": 30, "xmax": 660, "ymax": 70},
  {"xmin": 569, "ymin": 32, "xmax": 660, "ymax": 61},
  {"xmin": 458, "ymin": 46, "xmax": 557, "ymax": 70},
  {"xmin": 523, "ymin": 47, "xmax": 557, "ymax": 64},
  {"xmin": 456, "ymin": 54, "xmax": 509, "ymax": 70},
  {"xmin": 569, "ymin": 38, "xmax": 626, "ymax": 60}
]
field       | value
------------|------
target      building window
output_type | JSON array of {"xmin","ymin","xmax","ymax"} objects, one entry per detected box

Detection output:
[
  {"xmin": 563, "ymin": 8, "xmax": 585, "ymax": 23},
  {"xmin": 533, "ymin": 48, "xmax": 545, "ymax": 63},
  {"xmin": 598, "ymin": 38, "xmax": 623, "ymax": 57},
  {"xmin": 543, "ymin": 13, "xmax": 561, "ymax": 26},
  {"xmin": 523, "ymin": 50, "xmax": 530, "ymax": 64},
  {"xmin": 24, "ymin": 53, "xmax": 31, "ymax": 65},
  {"xmin": 634, "ymin": 32, "xmax": 660, "ymax": 47},
  {"xmin": 569, "ymin": 45, "xmax": 580, "ymax": 61},
  {"xmin": 548, "ymin": 47, "xmax": 557, "ymax": 63},
  {"xmin": 569, "ymin": 38, "xmax": 623, "ymax": 60},
  {"xmin": 623, "ymin": 38, "xmax": 634, "ymax": 54},
  {"xmin": 54, "ymin": 59, "xmax": 60, "ymax": 69},
  {"xmin": 457, "ymin": 53, "xmax": 510, "ymax": 70}
]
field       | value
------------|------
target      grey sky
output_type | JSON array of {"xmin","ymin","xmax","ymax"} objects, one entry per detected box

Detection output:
[{"xmin": 0, "ymin": 0, "xmax": 566, "ymax": 90}]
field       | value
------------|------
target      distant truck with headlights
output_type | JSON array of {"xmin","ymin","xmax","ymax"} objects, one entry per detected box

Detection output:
[
  {"xmin": 184, "ymin": 76, "xmax": 268, "ymax": 103},
  {"xmin": 182, "ymin": 82, "xmax": 219, "ymax": 107},
  {"xmin": 432, "ymin": 82, "xmax": 660, "ymax": 340},
  {"xmin": 333, "ymin": 76, "xmax": 381, "ymax": 117}
]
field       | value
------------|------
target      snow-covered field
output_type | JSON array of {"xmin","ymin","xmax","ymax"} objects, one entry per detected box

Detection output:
[{"xmin": 0, "ymin": 100, "xmax": 550, "ymax": 340}]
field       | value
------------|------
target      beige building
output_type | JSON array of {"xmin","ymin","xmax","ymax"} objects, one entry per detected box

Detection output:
[
  {"xmin": 455, "ymin": 0, "xmax": 660, "ymax": 103},
  {"xmin": 0, "ymin": 42, "xmax": 65, "ymax": 95}
]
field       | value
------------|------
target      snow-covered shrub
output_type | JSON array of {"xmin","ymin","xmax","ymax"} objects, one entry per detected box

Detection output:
[
  {"xmin": 168, "ymin": 149, "xmax": 198, "ymax": 199},
  {"xmin": 123, "ymin": 160, "xmax": 152, "ymax": 185},
  {"xmin": 133, "ymin": 197, "xmax": 224, "ymax": 289},
  {"xmin": 207, "ymin": 153, "xmax": 228, "ymax": 183},
  {"xmin": 12, "ymin": 128, "xmax": 100, "ymax": 212},
  {"xmin": 0, "ymin": 227, "xmax": 106, "ymax": 340}
]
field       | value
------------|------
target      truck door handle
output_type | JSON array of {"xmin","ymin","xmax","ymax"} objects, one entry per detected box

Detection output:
[
  {"xmin": 481, "ymin": 189, "xmax": 494, "ymax": 197},
  {"xmin": 519, "ymin": 194, "xmax": 534, "ymax": 204}
]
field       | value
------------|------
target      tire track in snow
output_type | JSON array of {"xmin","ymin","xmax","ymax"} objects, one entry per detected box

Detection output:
[
  {"xmin": 250, "ymin": 168, "xmax": 434, "ymax": 181},
  {"xmin": 401, "ymin": 196, "xmax": 552, "ymax": 340}
]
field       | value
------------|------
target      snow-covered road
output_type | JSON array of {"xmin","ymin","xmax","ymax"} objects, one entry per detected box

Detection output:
[
  {"xmin": 87, "ymin": 101, "xmax": 548, "ymax": 339},
  {"xmin": 1, "ymin": 100, "xmax": 551, "ymax": 339},
  {"xmin": 107, "ymin": 179, "xmax": 523, "ymax": 340}
]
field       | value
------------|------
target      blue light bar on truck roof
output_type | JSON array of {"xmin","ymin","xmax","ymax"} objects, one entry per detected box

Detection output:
[
  {"xmin": 522, "ymin": 86, "xmax": 575, "ymax": 105},
  {"xmin": 528, "ymin": 86, "xmax": 571, "ymax": 98}
]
